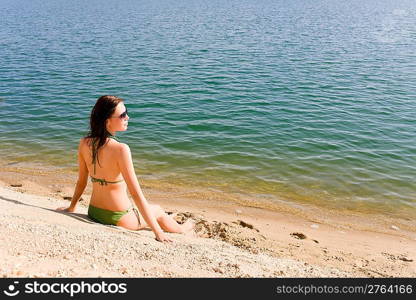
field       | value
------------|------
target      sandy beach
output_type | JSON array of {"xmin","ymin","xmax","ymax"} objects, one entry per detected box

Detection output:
[{"xmin": 1, "ymin": 161, "xmax": 415, "ymax": 278}]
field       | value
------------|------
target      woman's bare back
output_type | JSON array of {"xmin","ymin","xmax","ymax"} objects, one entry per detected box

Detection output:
[{"xmin": 80, "ymin": 137, "xmax": 131, "ymax": 211}]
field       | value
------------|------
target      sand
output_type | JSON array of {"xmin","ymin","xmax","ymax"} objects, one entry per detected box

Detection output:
[{"xmin": 0, "ymin": 162, "xmax": 415, "ymax": 278}]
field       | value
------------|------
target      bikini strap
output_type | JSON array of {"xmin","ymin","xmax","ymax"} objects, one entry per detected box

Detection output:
[
  {"xmin": 90, "ymin": 176, "xmax": 124, "ymax": 186},
  {"xmin": 109, "ymin": 135, "xmax": 119, "ymax": 142}
]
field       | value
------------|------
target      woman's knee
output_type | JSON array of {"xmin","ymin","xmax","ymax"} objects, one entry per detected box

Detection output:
[{"xmin": 151, "ymin": 204, "xmax": 164, "ymax": 218}]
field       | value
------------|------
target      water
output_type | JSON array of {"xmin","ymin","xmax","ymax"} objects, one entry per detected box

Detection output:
[{"xmin": 1, "ymin": 0, "xmax": 415, "ymax": 215}]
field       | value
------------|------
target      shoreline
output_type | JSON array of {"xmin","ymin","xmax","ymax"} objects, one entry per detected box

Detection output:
[
  {"xmin": 1, "ymin": 153, "xmax": 414, "ymax": 221},
  {"xmin": 0, "ymin": 159, "xmax": 415, "ymax": 277},
  {"xmin": 1, "ymin": 157, "xmax": 415, "ymax": 232}
]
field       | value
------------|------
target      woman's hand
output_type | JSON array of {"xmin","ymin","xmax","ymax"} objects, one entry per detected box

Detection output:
[
  {"xmin": 56, "ymin": 206, "xmax": 75, "ymax": 213},
  {"xmin": 155, "ymin": 231, "xmax": 173, "ymax": 243}
]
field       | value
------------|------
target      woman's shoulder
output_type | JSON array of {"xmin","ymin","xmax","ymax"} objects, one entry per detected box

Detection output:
[
  {"xmin": 116, "ymin": 141, "xmax": 130, "ymax": 151},
  {"xmin": 79, "ymin": 137, "xmax": 90, "ymax": 146},
  {"xmin": 114, "ymin": 142, "xmax": 131, "ymax": 158},
  {"xmin": 79, "ymin": 136, "xmax": 129, "ymax": 152}
]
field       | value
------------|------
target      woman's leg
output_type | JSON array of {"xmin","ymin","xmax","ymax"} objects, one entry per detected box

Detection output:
[
  {"xmin": 117, "ymin": 210, "xmax": 141, "ymax": 230},
  {"xmin": 118, "ymin": 204, "xmax": 194, "ymax": 233},
  {"xmin": 150, "ymin": 204, "xmax": 194, "ymax": 234}
]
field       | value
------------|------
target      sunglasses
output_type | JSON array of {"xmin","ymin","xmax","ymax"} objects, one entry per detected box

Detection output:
[{"xmin": 111, "ymin": 109, "xmax": 128, "ymax": 119}]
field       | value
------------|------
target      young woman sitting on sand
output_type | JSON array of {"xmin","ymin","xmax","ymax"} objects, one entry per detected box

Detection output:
[{"xmin": 57, "ymin": 95, "xmax": 194, "ymax": 243}]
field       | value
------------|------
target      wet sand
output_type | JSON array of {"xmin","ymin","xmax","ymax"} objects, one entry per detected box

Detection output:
[{"xmin": 0, "ymin": 159, "xmax": 415, "ymax": 277}]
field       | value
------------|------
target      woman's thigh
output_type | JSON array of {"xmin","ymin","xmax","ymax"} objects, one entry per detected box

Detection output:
[{"xmin": 117, "ymin": 204, "xmax": 163, "ymax": 230}]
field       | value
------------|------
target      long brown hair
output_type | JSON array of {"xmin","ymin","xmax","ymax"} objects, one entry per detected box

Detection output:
[{"xmin": 85, "ymin": 95, "xmax": 124, "ymax": 173}]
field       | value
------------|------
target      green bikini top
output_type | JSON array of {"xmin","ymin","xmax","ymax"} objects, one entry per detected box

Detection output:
[
  {"xmin": 90, "ymin": 176, "xmax": 124, "ymax": 186},
  {"xmin": 90, "ymin": 135, "xmax": 124, "ymax": 186}
]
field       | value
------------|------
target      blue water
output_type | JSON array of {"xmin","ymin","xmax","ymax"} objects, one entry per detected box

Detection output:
[{"xmin": 1, "ymin": 0, "xmax": 415, "ymax": 215}]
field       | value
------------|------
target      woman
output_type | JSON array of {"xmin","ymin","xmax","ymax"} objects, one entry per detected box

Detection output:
[{"xmin": 57, "ymin": 95, "xmax": 194, "ymax": 243}]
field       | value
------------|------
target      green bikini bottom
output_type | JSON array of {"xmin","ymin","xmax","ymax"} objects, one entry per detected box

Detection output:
[{"xmin": 88, "ymin": 205, "xmax": 140, "ymax": 226}]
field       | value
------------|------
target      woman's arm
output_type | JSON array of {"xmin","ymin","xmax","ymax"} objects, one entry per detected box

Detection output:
[
  {"xmin": 57, "ymin": 138, "xmax": 88, "ymax": 212},
  {"xmin": 117, "ymin": 143, "xmax": 171, "ymax": 242}
]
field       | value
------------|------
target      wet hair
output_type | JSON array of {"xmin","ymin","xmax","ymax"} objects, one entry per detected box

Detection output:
[{"xmin": 85, "ymin": 95, "xmax": 123, "ymax": 172}]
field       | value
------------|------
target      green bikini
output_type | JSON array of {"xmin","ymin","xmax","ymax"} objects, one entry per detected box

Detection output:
[{"xmin": 88, "ymin": 204, "xmax": 137, "ymax": 225}]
